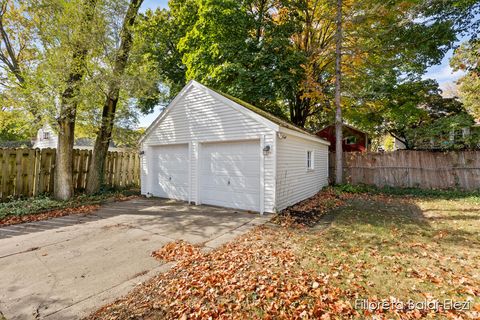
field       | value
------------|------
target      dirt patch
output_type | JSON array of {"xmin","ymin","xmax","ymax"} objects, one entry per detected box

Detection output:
[{"xmin": 272, "ymin": 189, "xmax": 345, "ymax": 227}]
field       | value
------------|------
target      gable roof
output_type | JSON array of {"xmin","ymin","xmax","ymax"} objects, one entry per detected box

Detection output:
[
  {"xmin": 211, "ymin": 89, "xmax": 315, "ymax": 137},
  {"xmin": 140, "ymin": 80, "xmax": 328, "ymax": 145}
]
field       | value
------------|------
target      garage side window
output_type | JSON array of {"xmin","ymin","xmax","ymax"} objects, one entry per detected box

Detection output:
[{"xmin": 306, "ymin": 150, "xmax": 314, "ymax": 170}]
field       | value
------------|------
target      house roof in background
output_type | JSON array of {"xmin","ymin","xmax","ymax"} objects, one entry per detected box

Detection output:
[{"xmin": 317, "ymin": 123, "xmax": 368, "ymax": 135}]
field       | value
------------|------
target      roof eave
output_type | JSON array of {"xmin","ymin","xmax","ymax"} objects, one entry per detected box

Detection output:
[{"xmin": 279, "ymin": 126, "xmax": 331, "ymax": 146}]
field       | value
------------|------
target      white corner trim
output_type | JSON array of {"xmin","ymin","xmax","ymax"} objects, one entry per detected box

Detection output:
[
  {"xmin": 139, "ymin": 80, "xmax": 196, "ymax": 144},
  {"xmin": 195, "ymin": 141, "xmax": 201, "ymax": 205},
  {"xmin": 279, "ymin": 127, "xmax": 330, "ymax": 146},
  {"xmin": 191, "ymin": 80, "xmax": 280, "ymax": 132},
  {"xmin": 259, "ymin": 135, "xmax": 265, "ymax": 215},
  {"xmin": 188, "ymin": 142, "xmax": 192, "ymax": 204},
  {"xmin": 272, "ymin": 132, "xmax": 277, "ymax": 213}
]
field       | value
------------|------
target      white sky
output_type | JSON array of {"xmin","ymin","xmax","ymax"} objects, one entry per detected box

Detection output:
[{"xmin": 138, "ymin": 0, "xmax": 467, "ymax": 128}]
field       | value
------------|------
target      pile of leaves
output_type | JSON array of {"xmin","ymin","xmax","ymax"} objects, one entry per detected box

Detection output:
[
  {"xmin": 0, "ymin": 205, "xmax": 99, "ymax": 227},
  {"xmin": 87, "ymin": 226, "xmax": 359, "ymax": 320},
  {"xmin": 151, "ymin": 240, "xmax": 200, "ymax": 262}
]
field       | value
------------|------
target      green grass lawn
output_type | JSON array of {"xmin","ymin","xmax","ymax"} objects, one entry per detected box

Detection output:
[
  {"xmin": 299, "ymin": 196, "xmax": 480, "ymax": 315},
  {"xmin": 88, "ymin": 189, "xmax": 480, "ymax": 319}
]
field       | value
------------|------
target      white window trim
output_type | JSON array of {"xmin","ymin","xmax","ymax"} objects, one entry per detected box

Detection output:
[{"xmin": 306, "ymin": 150, "xmax": 314, "ymax": 171}]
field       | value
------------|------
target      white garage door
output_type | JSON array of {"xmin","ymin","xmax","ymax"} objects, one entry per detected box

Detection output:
[
  {"xmin": 151, "ymin": 144, "xmax": 189, "ymax": 201},
  {"xmin": 200, "ymin": 140, "xmax": 260, "ymax": 211}
]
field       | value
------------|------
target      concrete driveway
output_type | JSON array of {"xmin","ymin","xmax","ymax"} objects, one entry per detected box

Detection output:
[{"xmin": 0, "ymin": 198, "xmax": 269, "ymax": 320}]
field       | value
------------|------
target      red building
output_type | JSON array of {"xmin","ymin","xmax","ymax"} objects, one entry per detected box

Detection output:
[{"xmin": 316, "ymin": 124, "xmax": 369, "ymax": 152}]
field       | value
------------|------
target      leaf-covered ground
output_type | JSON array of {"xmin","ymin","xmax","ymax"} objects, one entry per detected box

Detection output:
[
  {"xmin": 0, "ymin": 190, "xmax": 139, "ymax": 226},
  {"xmin": 87, "ymin": 189, "xmax": 480, "ymax": 319}
]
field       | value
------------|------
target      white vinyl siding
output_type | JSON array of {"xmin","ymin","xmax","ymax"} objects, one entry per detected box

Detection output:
[
  {"xmin": 276, "ymin": 134, "xmax": 329, "ymax": 211},
  {"xmin": 142, "ymin": 85, "xmax": 276, "ymax": 212}
]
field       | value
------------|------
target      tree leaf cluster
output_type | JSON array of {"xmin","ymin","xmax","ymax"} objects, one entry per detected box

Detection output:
[{"xmin": 138, "ymin": 0, "xmax": 469, "ymax": 133}]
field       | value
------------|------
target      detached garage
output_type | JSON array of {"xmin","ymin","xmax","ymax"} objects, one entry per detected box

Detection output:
[{"xmin": 140, "ymin": 80, "xmax": 330, "ymax": 214}]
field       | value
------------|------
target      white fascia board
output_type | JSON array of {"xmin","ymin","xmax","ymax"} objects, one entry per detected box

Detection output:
[
  {"xmin": 279, "ymin": 127, "xmax": 331, "ymax": 146},
  {"xmin": 139, "ymin": 80, "xmax": 196, "ymax": 145},
  {"xmin": 191, "ymin": 80, "xmax": 280, "ymax": 132}
]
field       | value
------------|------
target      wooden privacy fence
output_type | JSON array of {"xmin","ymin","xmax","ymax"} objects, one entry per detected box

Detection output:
[
  {"xmin": 0, "ymin": 148, "xmax": 140, "ymax": 200},
  {"xmin": 329, "ymin": 150, "xmax": 480, "ymax": 190}
]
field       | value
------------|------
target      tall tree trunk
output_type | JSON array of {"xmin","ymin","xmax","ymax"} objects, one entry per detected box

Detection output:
[
  {"xmin": 54, "ymin": 0, "xmax": 97, "ymax": 200},
  {"xmin": 334, "ymin": 0, "xmax": 343, "ymax": 185},
  {"xmin": 86, "ymin": 0, "xmax": 143, "ymax": 194}
]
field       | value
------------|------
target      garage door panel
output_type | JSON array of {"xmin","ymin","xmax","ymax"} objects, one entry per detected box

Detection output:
[
  {"xmin": 156, "ymin": 180, "xmax": 188, "ymax": 200},
  {"xmin": 201, "ymin": 189, "xmax": 259, "ymax": 209},
  {"xmin": 201, "ymin": 159, "xmax": 259, "ymax": 176},
  {"xmin": 209, "ymin": 153, "xmax": 259, "ymax": 161},
  {"xmin": 201, "ymin": 177, "xmax": 259, "ymax": 192},
  {"xmin": 200, "ymin": 140, "xmax": 260, "ymax": 211},
  {"xmin": 156, "ymin": 173, "xmax": 188, "ymax": 186},
  {"xmin": 151, "ymin": 144, "xmax": 189, "ymax": 201},
  {"xmin": 212, "ymin": 161, "xmax": 258, "ymax": 176}
]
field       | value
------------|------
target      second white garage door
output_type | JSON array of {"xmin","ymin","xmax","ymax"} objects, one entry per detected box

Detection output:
[{"xmin": 199, "ymin": 140, "xmax": 261, "ymax": 211}]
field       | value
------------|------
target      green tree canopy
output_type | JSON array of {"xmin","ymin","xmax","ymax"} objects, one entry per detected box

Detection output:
[
  {"xmin": 451, "ymin": 40, "xmax": 480, "ymax": 120},
  {"xmin": 140, "ymin": 0, "xmax": 462, "ymax": 129}
]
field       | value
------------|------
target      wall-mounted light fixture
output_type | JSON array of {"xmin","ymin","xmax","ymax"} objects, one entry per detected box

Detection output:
[
  {"xmin": 277, "ymin": 132, "xmax": 287, "ymax": 139},
  {"xmin": 263, "ymin": 145, "xmax": 271, "ymax": 155},
  {"xmin": 139, "ymin": 150, "xmax": 145, "ymax": 155}
]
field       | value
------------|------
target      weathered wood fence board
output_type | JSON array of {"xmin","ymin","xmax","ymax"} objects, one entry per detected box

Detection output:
[
  {"xmin": 329, "ymin": 150, "xmax": 480, "ymax": 190},
  {"xmin": 0, "ymin": 148, "xmax": 140, "ymax": 200}
]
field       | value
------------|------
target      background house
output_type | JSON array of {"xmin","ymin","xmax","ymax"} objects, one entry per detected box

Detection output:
[
  {"xmin": 140, "ymin": 80, "xmax": 330, "ymax": 214},
  {"xmin": 391, "ymin": 121, "xmax": 480, "ymax": 151},
  {"xmin": 33, "ymin": 124, "xmax": 58, "ymax": 149},
  {"xmin": 316, "ymin": 124, "xmax": 369, "ymax": 152},
  {"xmin": 32, "ymin": 124, "xmax": 123, "ymax": 151}
]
